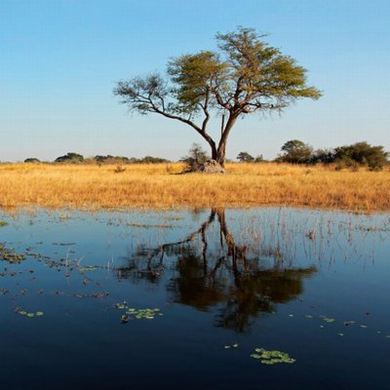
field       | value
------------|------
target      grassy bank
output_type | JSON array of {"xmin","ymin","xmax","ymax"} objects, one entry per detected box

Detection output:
[{"xmin": 0, "ymin": 163, "xmax": 389, "ymax": 211}]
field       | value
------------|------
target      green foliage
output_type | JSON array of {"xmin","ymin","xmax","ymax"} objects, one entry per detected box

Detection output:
[
  {"xmin": 114, "ymin": 27, "xmax": 321, "ymax": 164},
  {"xmin": 334, "ymin": 142, "xmax": 388, "ymax": 171},
  {"xmin": 55, "ymin": 152, "xmax": 84, "ymax": 163},
  {"xmin": 310, "ymin": 149, "xmax": 335, "ymax": 164},
  {"xmin": 114, "ymin": 302, "xmax": 163, "ymax": 323},
  {"xmin": 278, "ymin": 140, "xmax": 313, "ymax": 164},
  {"xmin": 16, "ymin": 308, "xmax": 44, "ymax": 318},
  {"xmin": 115, "ymin": 29, "xmax": 321, "ymax": 114},
  {"xmin": 250, "ymin": 348, "xmax": 296, "ymax": 365},
  {"xmin": 237, "ymin": 151, "xmax": 255, "ymax": 162},
  {"xmin": 94, "ymin": 155, "xmax": 130, "ymax": 164},
  {"xmin": 277, "ymin": 140, "xmax": 388, "ymax": 170},
  {"xmin": 93, "ymin": 155, "xmax": 170, "ymax": 164},
  {"xmin": 167, "ymin": 51, "xmax": 226, "ymax": 114}
]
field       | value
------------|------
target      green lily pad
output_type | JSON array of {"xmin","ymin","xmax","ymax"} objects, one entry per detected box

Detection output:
[{"xmin": 251, "ymin": 348, "xmax": 295, "ymax": 365}]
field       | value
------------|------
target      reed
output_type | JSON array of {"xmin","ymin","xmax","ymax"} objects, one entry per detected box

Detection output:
[{"xmin": 0, "ymin": 163, "xmax": 389, "ymax": 211}]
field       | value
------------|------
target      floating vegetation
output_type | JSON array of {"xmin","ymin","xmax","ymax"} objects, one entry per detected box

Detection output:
[
  {"xmin": 15, "ymin": 307, "xmax": 44, "ymax": 318},
  {"xmin": 224, "ymin": 343, "xmax": 239, "ymax": 349},
  {"xmin": 73, "ymin": 291, "xmax": 109, "ymax": 299},
  {"xmin": 0, "ymin": 220, "xmax": 8, "ymax": 227},
  {"xmin": 354, "ymin": 224, "xmax": 390, "ymax": 233},
  {"xmin": 322, "ymin": 316, "xmax": 336, "ymax": 323},
  {"xmin": 114, "ymin": 302, "xmax": 163, "ymax": 323},
  {"xmin": 250, "ymin": 348, "xmax": 296, "ymax": 365},
  {"xmin": 78, "ymin": 265, "xmax": 98, "ymax": 273},
  {"xmin": 126, "ymin": 223, "xmax": 174, "ymax": 229},
  {"xmin": 0, "ymin": 243, "xmax": 26, "ymax": 263}
]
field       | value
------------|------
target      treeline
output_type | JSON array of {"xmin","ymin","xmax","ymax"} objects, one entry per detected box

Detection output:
[
  {"xmin": 21, "ymin": 140, "xmax": 389, "ymax": 171},
  {"xmin": 24, "ymin": 153, "xmax": 170, "ymax": 164},
  {"xmin": 238, "ymin": 140, "xmax": 389, "ymax": 171}
]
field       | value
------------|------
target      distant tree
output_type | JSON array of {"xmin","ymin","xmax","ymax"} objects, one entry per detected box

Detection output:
[
  {"xmin": 24, "ymin": 158, "xmax": 40, "ymax": 163},
  {"xmin": 254, "ymin": 154, "xmax": 264, "ymax": 163},
  {"xmin": 94, "ymin": 155, "xmax": 130, "ymax": 164},
  {"xmin": 237, "ymin": 151, "xmax": 254, "ymax": 162},
  {"xmin": 55, "ymin": 152, "xmax": 84, "ymax": 163},
  {"xmin": 278, "ymin": 140, "xmax": 313, "ymax": 164},
  {"xmin": 310, "ymin": 149, "xmax": 335, "ymax": 164},
  {"xmin": 114, "ymin": 27, "xmax": 321, "ymax": 168},
  {"xmin": 139, "ymin": 156, "xmax": 170, "ymax": 164},
  {"xmin": 181, "ymin": 143, "xmax": 209, "ymax": 171},
  {"xmin": 334, "ymin": 142, "xmax": 388, "ymax": 171}
]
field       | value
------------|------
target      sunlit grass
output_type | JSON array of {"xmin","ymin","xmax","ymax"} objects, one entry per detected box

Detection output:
[{"xmin": 0, "ymin": 162, "xmax": 389, "ymax": 211}]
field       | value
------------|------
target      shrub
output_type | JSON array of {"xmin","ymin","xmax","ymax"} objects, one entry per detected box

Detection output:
[
  {"xmin": 181, "ymin": 143, "xmax": 209, "ymax": 171},
  {"xmin": 139, "ymin": 156, "xmax": 170, "ymax": 164},
  {"xmin": 334, "ymin": 142, "xmax": 388, "ymax": 171},
  {"xmin": 310, "ymin": 149, "xmax": 335, "ymax": 164},
  {"xmin": 24, "ymin": 158, "xmax": 41, "ymax": 163},
  {"xmin": 278, "ymin": 140, "xmax": 313, "ymax": 164},
  {"xmin": 237, "ymin": 152, "xmax": 254, "ymax": 162},
  {"xmin": 55, "ymin": 152, "xmax": 84, "ymax": 163}
]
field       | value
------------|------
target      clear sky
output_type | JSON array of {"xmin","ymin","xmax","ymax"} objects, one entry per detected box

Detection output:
[{"xmin": 0, "ymin": 0, "xmax": 389, "ymax": 161}]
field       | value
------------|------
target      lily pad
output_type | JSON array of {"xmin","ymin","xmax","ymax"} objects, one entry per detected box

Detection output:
[
  {"xmin": 114, "ymin": 303, "xmax": 163, "ymax": 322},
  {"xmin": 251, "ymin": 348, "xmax": 295, "ymax": 365}
]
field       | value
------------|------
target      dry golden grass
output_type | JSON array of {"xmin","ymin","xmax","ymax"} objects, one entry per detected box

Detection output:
[{"xmin": 0, "ymin": 162, "xmax": 389, "ymax": 212}]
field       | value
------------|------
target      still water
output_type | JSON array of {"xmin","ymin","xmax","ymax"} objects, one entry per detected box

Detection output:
[{"xmin": 0, "ymin": 208, "xmax": 389, "ymax": 389}]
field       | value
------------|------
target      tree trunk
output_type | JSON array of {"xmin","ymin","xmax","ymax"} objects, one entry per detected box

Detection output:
[
  {"xmin": 215, "ymin": 113, "xmax": 238, "ymax": 167},
  {"xmin": 215, "ymin": 143, "xmax": 227, "ymax": 167},
  {"xmin": 211, "ymin": 145, "xmax": 218, "ymax": 161}
]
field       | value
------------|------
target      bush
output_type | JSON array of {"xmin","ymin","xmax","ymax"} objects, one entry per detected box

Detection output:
[
  {"xmin": 278, "ymin": 140, "xmax": 313, "ymax": 164},
  {"xmin": 334, "ymin": 142, "xmax": 388, "ymax": 171},
  {"xmin": 24, "ymin": 158, "xmax": 40, "ymax": 163},
  {"xmin": 181, "ymin": 143, "xmax": 209, "ymax": 171},
  {"xmin": 237, "ymin": 152, "xmax": 254, "ymax": 162},
  {"xmin": 139, "ymin": 156, "xmax": 170, "ymax": 164},
  {"xmin": 55, "ymin": 152, "xmax": 84, "ymax": 163},
  {"xmin": 94, "ymin": 155, "xmax": 129, "ymax": 164},
  {"xmin": 310, "ymin": 149, "xmax": 335, "ymax": 164}
]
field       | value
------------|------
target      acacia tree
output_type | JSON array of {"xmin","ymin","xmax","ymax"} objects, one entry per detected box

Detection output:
[{"xmin": 114, "ymin": 27, "xmax": 321, "ymax": 167}]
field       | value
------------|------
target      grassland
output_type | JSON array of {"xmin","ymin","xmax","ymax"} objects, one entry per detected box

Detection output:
[{"xmin": 0, "ymin": 163, "xmax": 389, "ymax": 212}]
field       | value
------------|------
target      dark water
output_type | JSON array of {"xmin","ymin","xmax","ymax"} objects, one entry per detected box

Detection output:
[{"xmin": 0, "ymin": 207, "xmax": 389, "ymax": 389}]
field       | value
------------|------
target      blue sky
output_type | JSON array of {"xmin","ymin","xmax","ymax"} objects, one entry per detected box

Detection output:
[{"xmin": 0, "ymin": 0, "xmax": 389, "ymax": 161}]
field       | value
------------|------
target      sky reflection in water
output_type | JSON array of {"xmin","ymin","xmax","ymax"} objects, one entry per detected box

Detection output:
[{"xmin": 0, "ymin": 207, "xmax": 389, "ymax": 389}]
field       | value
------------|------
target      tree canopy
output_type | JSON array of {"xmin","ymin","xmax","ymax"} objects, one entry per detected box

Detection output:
[
  {"xmin": 278, "ymin": 140, "xmax": 313, "ymax": 164},
  {"xmin": 114, "ymin": 27, "xmax": 321, "ymax": 167},
  {"xmin": 237, "ymin": 152, "xmax": 255, "ymax": 162}
]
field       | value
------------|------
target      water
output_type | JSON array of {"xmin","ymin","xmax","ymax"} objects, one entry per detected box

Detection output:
[{"xmin": 0, "ymin": 207, "xmax": 389, "ymax": 389}]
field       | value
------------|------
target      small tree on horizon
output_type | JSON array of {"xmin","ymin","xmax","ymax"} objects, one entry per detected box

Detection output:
[
  {"xmin": 237, "ymin": 151, "xmax": 255, "ymax": 162},
  {"xmin": 114, "ymin": 27, "xmax": 321, "ymax": 167},
  {"xmin": 278, "ymin": 140, "xmax": 313, "ymax": 164}
]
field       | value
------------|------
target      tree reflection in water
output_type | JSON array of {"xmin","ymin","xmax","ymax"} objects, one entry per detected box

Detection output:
[{"xmin": 117, "ymin": 209, "xmax": 316, "ymax": 332}]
